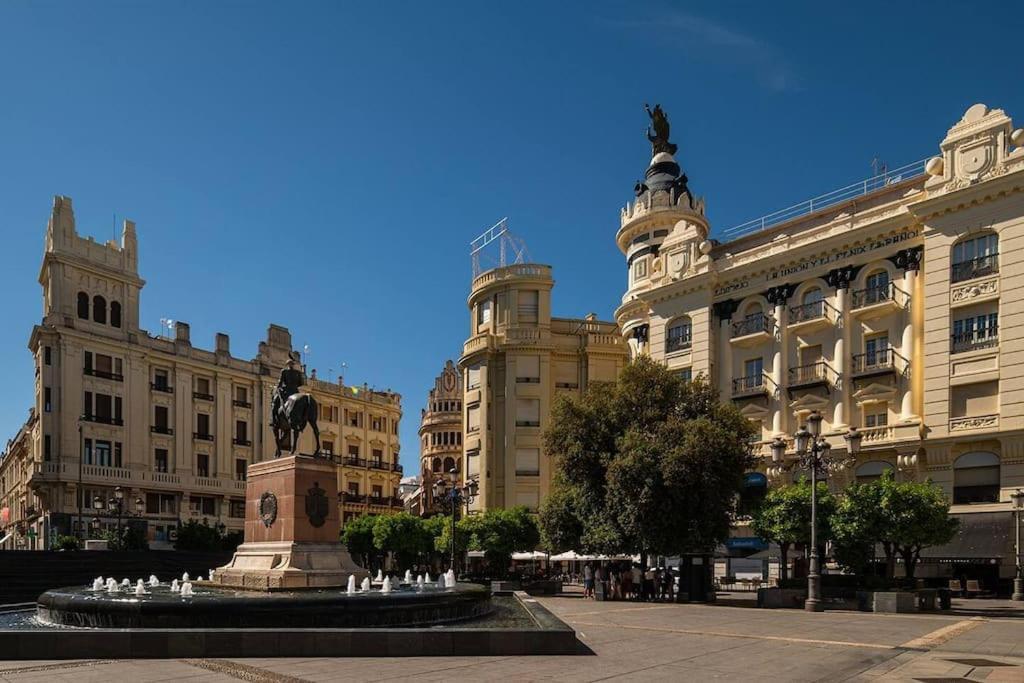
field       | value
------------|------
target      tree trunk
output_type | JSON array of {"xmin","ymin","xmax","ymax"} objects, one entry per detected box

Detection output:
[
  {"xmin": 779, "ymin": 542, "xmax": 790, "ymax": 582},
  {"xmin": 882, "ymin": 542, "xmax": 896, "ymax": 580},
  {"xmin": 900, "ymin": 545, "xmax": 917, "ymax": 580},
  {"xmin": 640, "ymin": 549, "xmax": 648, "ymax": 571}
]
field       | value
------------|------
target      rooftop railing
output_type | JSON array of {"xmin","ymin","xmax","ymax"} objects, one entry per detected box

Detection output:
[{"xmin": 721, "ymin": 158, "xmax": 929, "ymax": 241}]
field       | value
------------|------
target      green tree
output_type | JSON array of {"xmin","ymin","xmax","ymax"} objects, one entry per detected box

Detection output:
[
  {"xmin": 341, "ymin": 514, "xmax": 379, "ymax": 569},
  {"xmin": 750, "ymin": 479, "xmax": 835, "ymax": 581},
  {"xmin": 541, "ymin": 357, "xmax": 756, "ymax": 565},
  {"xmin": 831, "ymin": 479, "xmax": 888, "ymax": 578},
  {"xmin": 465, "ymin": 507, "xmax": 540, "ymax": 576},
  {"xmin": 372, "ymin": 513, "xmax": 432, "ymax": 570}
]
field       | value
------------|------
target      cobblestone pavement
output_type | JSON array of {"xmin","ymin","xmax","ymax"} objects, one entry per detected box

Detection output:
[{"xmin": 2, "ymin": 593, "xmax": 1024, "ymax": 681}]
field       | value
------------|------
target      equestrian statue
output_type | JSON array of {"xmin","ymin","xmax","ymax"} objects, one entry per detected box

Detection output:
[{"xmin": 270, "ymin": 357, "xmax": 322, "ymax": 457}]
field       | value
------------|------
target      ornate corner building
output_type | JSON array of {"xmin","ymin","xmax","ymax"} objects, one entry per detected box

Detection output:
[
  {"xmin": 0, "ymin": 197, "xmax": 403, "ymax": 549},
  {"xmin": 406, "ymin": 360, "xmax": 464, "ymax": 516},
  {"xmin": 616, "ymin": 103, "xmax": 1024, "ymax": 580},
  {"xmin": 459, "ymin": 264, "xmax": 629, "ymax": 513}
]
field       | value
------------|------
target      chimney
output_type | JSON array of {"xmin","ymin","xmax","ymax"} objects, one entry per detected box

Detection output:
[
  {"xmin": 216, "ymin": 333, "xmax": 230, "ymax": 354},
  {"xmin": 175, "ymin": 322, "xmax": 191, "ymax": 344}
]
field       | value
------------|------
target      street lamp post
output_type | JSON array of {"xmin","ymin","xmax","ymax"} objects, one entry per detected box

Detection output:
[
  {"xmin": 432, "ymin": 468, "xmax": 479, "ymax": 575},
  {"xmin": 1012, "ymin": 488, "xmax": 1024, "ymax": 602},
  {"xmin": 769, "ymin": 410, "xmax": 862, "ymax": 613}
]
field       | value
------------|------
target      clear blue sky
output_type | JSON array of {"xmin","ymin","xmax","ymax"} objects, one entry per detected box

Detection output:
[{"xmin": 2, "ymin": 1, "xmax": 1021, "ymax": 473}]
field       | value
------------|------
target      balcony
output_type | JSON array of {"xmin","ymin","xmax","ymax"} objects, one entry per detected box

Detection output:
[
  {"xmin": 851, "ymin": 283, "xmax": 903, "ymax": 319},
  {"xmin": 150, "ymin": 425, "xmax": 174, "ymax": 435},
  {"xmin": 787, "ymin": 361, "xmax": 833, "ymax": 392},
  {"xmin": 342, "ymin": 456, "xmax": 367, "ymax": 468},
  {"xmin": 232, "ymin": 400, "xmax": 252, "ymax": 409},
  {"xmin": 951, "ymin": 254, "xmax": 999, "ymax": 284},
  {"xmin": 731, "ymin": 374, "xmax": 770, "ymax": 399},
  {"xmin": 232, "ymin": 438, "xmax": 252, "ymax": 447},
  {"xmin": 665, "ymin": 335, "xmax": 692, "ymax": 354},
  {"xmin": 193, "ymin": 432, "xmax": 214, "ymax": 441},
  {"xmin": 950, "ymin": 329, "xmax": 999, "ymax": 354},
  {"xmin": 193, "ymin": 392, "xmax": 215, "ymax": 402},
  {"xmin": 730, "ymin": 314, "xmax": 773, "ymax": 346},
  {"xmin": 83, "ymin": 414, "xmax": 124, "ymax": 426},
  {"xmin": 150, "ymin": 382, "xmax": 173, "ymax": 393},
  {"xmin": 393, "ymin": 463, "xmax": 403, "ymax": 473},
  {"xmin": 84, "ymin": 368, "xmax": 123, "ymax": 381},
  {"xmin": 341, "ymin": 491, "xmax": 366, "ymax": 504},
  {"xmin": 788, "ymin": 300, "xmax": 836, "ymax": 332},
  {"xmin": 851, "ymin": 348, "xmax": 905, "ymax": 380}
]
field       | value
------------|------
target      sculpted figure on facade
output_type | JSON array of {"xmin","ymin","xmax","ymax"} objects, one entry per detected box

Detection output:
[{"xmin": 645, "ymin": 103, "xmax": 678, "ymax": 156}]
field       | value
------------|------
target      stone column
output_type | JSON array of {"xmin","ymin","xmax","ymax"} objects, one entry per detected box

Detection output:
[
  {"xmin": 833, "ymin": 286, "xmax": 849, "ymax": 428},
  {"xmin": 713, "ymin": 301, "xmax": 739, "ymax": 401},
  {"xmin": 900, "ymin": 263, "xmax": 920, "ymax": 422},
  {"xmin": 766, "ymin": 285, "xmax": 793, "ymax": 437}
]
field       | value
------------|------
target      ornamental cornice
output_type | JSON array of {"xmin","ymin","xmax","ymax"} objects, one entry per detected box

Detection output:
[{"xmin": 908, "ymin": 166, "xmax": 1024, "ymax": 221}]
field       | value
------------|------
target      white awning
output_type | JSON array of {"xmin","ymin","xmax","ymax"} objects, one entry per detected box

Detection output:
[{"xmin": 511, "ymin": 551, "xmax": 548, "ymax": 561}]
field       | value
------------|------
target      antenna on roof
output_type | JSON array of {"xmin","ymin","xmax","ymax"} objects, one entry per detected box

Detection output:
[
  {"xmin": 470, "ymin": 217, "xmax": 530, "ymax": 278},
  {"xmin": 871, "ymin": 157, "xmax": 888, "ymax": 178}
]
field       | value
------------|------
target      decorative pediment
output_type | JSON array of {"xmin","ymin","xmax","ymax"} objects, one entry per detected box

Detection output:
[
  {"xmin": 788, "ymin": 393, "xmax": 830, "ymax": 414},
  {"xmin": 853, "ymin": 382, "xmax": 897, "ymax": 405},
  {"xmin": 738, "ymin": 402, "xmax": 770, "ymax": 421}
]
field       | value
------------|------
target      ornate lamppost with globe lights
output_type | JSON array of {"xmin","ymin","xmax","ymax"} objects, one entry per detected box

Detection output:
[
  {"xmin": 92, "ymin": 486, "xmax": 144, "ymax": 542},
  {"xmin": 768, "ymin": 410, "xmax": 862, "ymax": 612},
  {"xmin": 432, "ymin": 469, "xmax": 479, "ymax": 574}
]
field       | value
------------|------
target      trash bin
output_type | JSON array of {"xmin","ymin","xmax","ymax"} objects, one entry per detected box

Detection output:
[{"xmin": 937, "ymin": 588, "xmax": 951, "ymax": 610}]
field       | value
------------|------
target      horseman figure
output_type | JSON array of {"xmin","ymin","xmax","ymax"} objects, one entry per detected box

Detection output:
[{"xmin": 271, "ymin": 357, "xmax": 321, "ymax": 457}]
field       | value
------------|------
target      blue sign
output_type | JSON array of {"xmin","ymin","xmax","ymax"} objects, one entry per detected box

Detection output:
[{"xmin": 725, "ymin": 537, "xmax": 768, "ymax": 551}]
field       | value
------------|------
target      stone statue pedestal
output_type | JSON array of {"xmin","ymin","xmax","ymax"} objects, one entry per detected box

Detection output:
[{"xmin": 211, "ymin": 454, "xmax": 367, "ymax": 591}]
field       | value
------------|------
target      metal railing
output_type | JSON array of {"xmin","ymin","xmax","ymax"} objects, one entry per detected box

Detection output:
[
  {"xmin": 83, "ymin": 414, "xmax": 123, "ymax": 426},
  {"xmin": 950, "ymin": 329, "xmax": 999, "ymax": 354},
  {"xmin": 150, "ymin": 382, "xmax": 173, "ymax": 393},
  {"xmin": 732, "ymin": 374, "xmax": 768, "ymax": 397},
  {"xmin": 84, "ymin": 368, "xmax": 123, "ymax": 381},
  {"xmin": 342, "ymin": 456, "xmax": 367, "ymax": 468},
  {"xmin": 788, "ymin": 300, "xmax": 834, "ymax": 325},
  {"xmin": 950, "ymin": 254, "xmax": 999, "ymax": 283},
  {"xmin": 150, "ymin": 425, "xmax": 174, "ymax": 435},
  {"xmin": 721, "ymin": 157, "xmax": 929, "ymax": 240},
  {"xmin": 233, "ymin": 438, "xmax": 252, "ymax": 447},
  {"xmin": 731, "ymin": 314, "xmax": 771, "ymax": 339},
  {"xmin": 666, "ymin": 335, "xmax": 692, "ymax": 353},
  {"xmin": 851, "ymin": 282, "xmax": 897, "ymax": 309},
  {"xmin": 788, "ymin": 361, "xmax": 832, "ymax": 387},
  {"xmin": 232, "ymin": 400, "xmax": 252, "ymax": 408},
  {"xmin": 851, "ymin": 348, "xmax": 903, "ymax": 376},
  {"xmin": 193, "ymin": 392, "xmax": 215, "ymax": 402},
  {"xmin": 193, "ymin": 432, "xmax": 214, "ymax": 441},
  {"xmin": 341, "ymin": 492, "xmax": 366, "ymax": 504}
]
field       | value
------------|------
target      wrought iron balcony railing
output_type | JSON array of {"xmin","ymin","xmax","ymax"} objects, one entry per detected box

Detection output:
[
  {"xmin": 788, "ymin": 360, "xmax": 832, "ymax": 387},
  {"xmin": 150, "ymin": 425, "xmax": 174, "ymax": 435},
  {"xmin": 84, "ymin": 368, "xmax": 124, "ymax": 381},
  {"xmin": 193, "ymin": 392, "xmax": 215, "ymax": 402},
  {"xmin": 788, "ymin": 300, "xmax": 835, "ymax": 325},
  {"xmin": 731, "ymin": 314, "xmax": 771, "ymax": 338},
  {"xmin": 950, "ymin": 254, "xmax": 999, "ymax": 283},
  {"xmin": 150, "ymin": 382, "xmax": 173, "ymax": 393},
  {"xmin": 83, "ymin": 414, "xmax": 124, "ymax": 426},
  {"xmin": 851, "ymin": 282, "xmax": 896, "ymax": 309},
  {"xmin": 851, "ymin": 348, "xmax": 905, "ymax": 377},
  {"xmin": 193, "ymin": 432, "xmax": 214, "ymax": 441},
  {"xmin": 950, "ymin": 329, "xmax": 999, "ymax": 354},
  {"xmin": 731, "ymin": 374, "xmax": 769, "ymax": 397}
]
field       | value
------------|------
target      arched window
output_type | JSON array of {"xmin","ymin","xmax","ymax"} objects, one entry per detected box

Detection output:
[
  {"xmin": 953, "ymin": 451, "xmax": 1000, "ymax": 504},
  {"xmin": 77, "ymin": 292, "xmax": 89, "ymax": 320},
  {"xmin": 665, "ymin": 316, "xmax": 692, "ymax": 353},
  {"xmin": 92, "ymin": 295, "xmax": 107, "ymax": 324},
  {"xmin": 431, "ymin": 457, "xmax": 442, "ymax": 473},
  {"xmin": 443, "ymin": 456, "xmax": 456, "ymax": 473},
  {"xmin": 110, "ymin": 301, "xmax": 122, "ymax": 328},
  {"xmin": 855, "ymin": 460, "xmax": 893, "ymax": 483},
  {"xmin": 793, "ymin": 287, "xmax": 825, "ymax": 323},
  {"xmin": 737, "ymin": 472, "xmax": 767, "ymax": 516},
  {"xmin": 952, "ymin": 233, "xmax": 999, "ymax": 283},
  {"xmin": 802, "ymin": 287, "xmax": 823, "ymax": 305}
]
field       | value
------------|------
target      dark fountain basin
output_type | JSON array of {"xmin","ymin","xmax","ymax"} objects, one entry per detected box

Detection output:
[{"xmin": 37, "ymin": 582, "xmax": 492, "ymax": 629}]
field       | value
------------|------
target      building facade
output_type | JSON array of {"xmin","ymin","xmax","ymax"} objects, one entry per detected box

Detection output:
[
  {"xmin": 409, "ymin": 360, "xmax": 463, "ymax": 516},
  {"xmin": 615, "ymin": 103, "xmax": 1024, "ymax": 580},
  {"xmin": 460, "ymin": 264, "xmax": 629, "ymax": 513},
  {"xmin": 0, "ymin": 196, "xmax": 402, "ymax": 549}
]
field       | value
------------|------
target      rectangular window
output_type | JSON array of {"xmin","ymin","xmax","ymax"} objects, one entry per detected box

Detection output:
[
  {"xmin": 744, "ymin": 358, "xmax": 764, "ymax": 383},
  {"xmin": 345, "ymin": 409, "xmax": 362, "ymax": 428},
  {"xmin": 348, "ymin": 481, "xmax": 360, "ymax": 494},
  {"xmin": 95, "ymin": 393, "xmax": 112, "ymax": 421},
  {"xmin": 114, "ymin": 396, "xmax": 122, "ymax": 423},
  {"xmin": 43, "ymin": 346, "xmax": 51, "ymax": 366},
  {"xmin": 347, "ymin": 444, "xmax": 360, "ymax": 458},
  {"xmin": 84, "ymin": 351, "xmax": 93, "ymax": 373},
  {"xmin": 322, "ymin": 440, "xmax": 334, "ymax": 455},
  {"xmin": 476, "ymin": 300, "xmax": 492, "ymax": 329},
  {"xmin": 515, "ymin": 448, "xmax": 540, "ymax": 476},
  {"xmin": 513, "ymin": 490, "xmax": 539, "ymax": 512},
  {"xmin": 197, "ymin": 413, "xmax": 211, "ymax": 437},
  {"xmin": 154, "ymin": 448, "xmax": 168, "ymax": 473},
  {"xmin": 84, "ymin": 438, "xmax": 93, "ymax": 465},
  {"xmin": 517, "ymin": 291, "xmax": 539, "ymax": 322},
  {"xmin": 371, "ymin": 484, "xmax": 383, "ymax": 499},
  {"xmin": 950, "ymin": 381, "xmax": 999, "ymax": 418},
  {"xmin": 44, "ymin": 434, "xmax": 51, "ymax": 461},
  {"xmin": 114, "ymin": 442, "xmax": 122, "ymax": 468},
  {"xmin": 190, "ymin": 496, "xmax": 216, "ymax": 516},
  {"xmin": 864, "ymin": 405, "xmax": 888, "ymax": 428},
  {"xmin": 229, "ymin": 500, "xmax": 246, "ymax": 518},
  {"xmin": 235, "ymin": 385, "xmax": 248, "ymax": 403},
  {"xmin": 44, "ymin": 387, "xmax": 51, "ymax": 412},
  {"xmin": 153, "ymin": 368, "xmax": 170, "ymax": 390},
  {"xmin": 467, "ymin": 404, "xmax": 481, "ymax": 432},
  {"xmin": 371, "ymin": 415, "xmax": 384, "ymax": 431},
  {"xmin": 196, "ymin": 453, "xmax": 210, "ymax": 478},
  {"xmin": 677, "ymin": 367, "xmax": 693, "ymax": 383},
  {"xmin": 632, "ymin": 258, "xmax": 648, "ymax": 282},
  {"xmin": 516, "ymin": 356, "xmax": 540, "ymax": 383},
  {"xmin": 196, "ymin": 377, "xmax": 211, "ymax": 395},
  {"xmin": 466, "ymin": 448, "xmax": 480, "ymax": 477},
  {"xmin": 235, "ymin": 420, "xmax": 248, "ymax": 443},
  {"xmin": 235, "ymin": 458, "xmax": 247, "ymax": 481},
  {"xmin": 372, "ymin": 448, "xmax": 383, "ymax": 464},
  {"xmin": 515, "ymin": 398, "xmax": 540, "ymax": 427},
  {"xmin": 154, "ymin": 405, "xmax": 169, "ymax": 430},
  {"xmin": 467, "ymin": 365, "xmax": 482, "ymax": 390},
  {"xmin": 84, "ymin": 390, "xmax": 92, "ymax": 418},
  {"xmin": 95, "ymin": 440, "xmax": 112, "ymax": 467},
  {"xmin": 146, "ymin": 493, "xmax": 177, "ymax": 515},
  {"xmin": 864, "ymin": 335, "xmax": 890, "ymax": 365}
]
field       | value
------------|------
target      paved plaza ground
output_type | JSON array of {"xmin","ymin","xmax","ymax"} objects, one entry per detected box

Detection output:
[{"xmin": 3, "ymin": 588, "xmax": 1024, "ymax": 681}]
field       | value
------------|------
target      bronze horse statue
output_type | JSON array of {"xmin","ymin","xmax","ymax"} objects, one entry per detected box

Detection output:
[{"xmin": 272, "ymin": 392, "xmax": 322, "ymax": 458}]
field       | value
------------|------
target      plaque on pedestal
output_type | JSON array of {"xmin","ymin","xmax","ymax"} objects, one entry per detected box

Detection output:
[{"xmin": 212, "ymin": 454, "xmax": 368, "ymax": 590}]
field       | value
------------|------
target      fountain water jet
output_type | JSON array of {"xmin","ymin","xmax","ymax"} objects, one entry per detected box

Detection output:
[
  {"xmin": 170, "ymin": 579, "xmax": 180, "ymax": 593},
  {"xmin": 135, "ymin": 580, "xmax": 146, "ymax": 596},
  {"xmin": 360, "ymin": 577, "xmax": 371, "ymax": 592},
  {"xmin": 381, "ymin": 576, "xmax": 392, "ymax": 594},
  {"xmin": 149, "ymin": 575, "xmax": 160, "ymax": 587},
  {"xmin": 445, "ymin": 569, "xmax": 456, "ymax": 586},
  {"xmin": 374, "ymin": 569, "xmax": 384, "ymax": 583},
  {"xmin": 438, "ymin": 574, "xmax": 446, "ymax": 589},
  {"xmin": 180, "ymin": 582, "xmax": 194, "ymax": 598},
  {"xmin": 403, "ymin": 570, "xmax": 412, "ymax": 584},
  {"xmin": 182, "ymin": 572, "xmax": 190, "ymax": 582},
  {"xmin": 346, "ymin": 575, "xmax": 356, "ymax": 595}
]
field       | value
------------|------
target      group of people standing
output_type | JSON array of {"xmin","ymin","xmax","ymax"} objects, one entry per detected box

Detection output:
[{"xmin": 582, "ymin": 562, "xmax": 675, "ymax": 602}]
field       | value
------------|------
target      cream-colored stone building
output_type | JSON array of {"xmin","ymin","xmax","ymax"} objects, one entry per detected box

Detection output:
[
  {"xmin": 615, "ymin": 103, "xmax": 1024, "ymax": 582},
  {"xmin": 408, "ymin": 360, "xmax": 463, "ymax": 517},
  {"xmin": 0, "ymin": 196, "xmax": 402, "ymax": 548},
  {"xmin": 460, "ymin": 264, "xmax": 629, "ymax": 513}
]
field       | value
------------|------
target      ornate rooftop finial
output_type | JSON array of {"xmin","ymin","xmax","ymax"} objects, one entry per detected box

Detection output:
[{"xmin": 645, "ymin": 103, "xmax": 677, "ymax": 156}]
